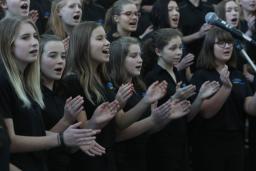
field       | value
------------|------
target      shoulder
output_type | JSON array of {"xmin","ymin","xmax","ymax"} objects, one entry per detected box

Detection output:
[{"xmin": 144, "ymin": 65, "xmax": 163, "ymax": 84}]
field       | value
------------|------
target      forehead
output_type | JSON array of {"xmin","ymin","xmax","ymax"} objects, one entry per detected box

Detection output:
[
  {"xmin": 6, "ymin": 0, "xmax": 26, "ymax": 3},
  {"xmin": 63, "ymin": 0, "xmax": 81, "ymax": 5},
  {"xmin": 129, "ymin": 0, "xmax": 142, "ymax": 4},
  {"xmin": 168, "ymin": 0, "xmax": 178, "ymax": 7},
  {"xmin": 91, "ymin": 26, "xmax": 105, "ymax": 37},
  {"xmin": 121, "ymin": 3, "xmax": 137, "ymax": 11},
  {"xmin": 226, "ymin": 1, "xmax": 238, "ymax": 8},
  {"xmin": 44, "ymin": 41, "xmax": 65, "ymax": 52},
  {"xmin": 166, "ymin": 36, "xmax": 182, "ymax": 45},
  {"xmin": 128, "ymin": 43, "xmax": 140, "ymax": 52},
  {"xmin": 16, "ymin": 22, "xmax": 35, "ymax": 35}
]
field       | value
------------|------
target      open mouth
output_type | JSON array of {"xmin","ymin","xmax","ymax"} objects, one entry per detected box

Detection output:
[
  {"xmin": 172, "ymin": 17, "xmax": 179, "ymax": 22},
  {"xmin": 73, "ymin": 14, "xmax": 80, "ymax": 20},
  {"xmin": 249, "ymin": 4, "xmax": 256, "ymax": 9},
  {"xmin": 223, "ymin": 51, "xmax": 231, "ymax": 55},
  {"xmin": 129, "ymin": 21, "xmax": 137, "ymax": 26},
  {"xmin": 29, "ymin": 49, "xmax": 38, "ymax": 54},
  {"xmin": 54, "ymin": 67, "xmax": 63, "ymax": 73},
  {"xmin": 102, "ymin": 49, "xmax": 109, "ymax": 54},
  {"xmin": 135, "ymin": 65, "xmax": 142, "ymax": 69},
  {"xmin": 20, "ymin": 3, "xmax": 28, "ymax": 10},
  {"xmin": 231, "ymin": 18, "xmax": 238, "ymax": 23}
]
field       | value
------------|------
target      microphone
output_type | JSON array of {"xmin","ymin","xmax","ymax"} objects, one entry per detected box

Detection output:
[{"xmin": 205, "ymin": 12, "xmax": 256, "ymax": 46}]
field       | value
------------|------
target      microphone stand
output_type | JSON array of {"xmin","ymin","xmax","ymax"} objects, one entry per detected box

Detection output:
[{"xmin": 235, "ymin": 41, "xmax": 256, "ymax": 73}]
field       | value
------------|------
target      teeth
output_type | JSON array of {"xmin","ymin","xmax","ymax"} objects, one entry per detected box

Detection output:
[{"xmin": 21, "ymin": 4, "xmax": 28, "ymax": 9}]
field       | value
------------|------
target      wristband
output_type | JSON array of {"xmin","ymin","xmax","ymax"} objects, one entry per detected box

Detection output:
[{"xmin": 58, "ymin": 132, "xmax": 65, "ymax": 147}]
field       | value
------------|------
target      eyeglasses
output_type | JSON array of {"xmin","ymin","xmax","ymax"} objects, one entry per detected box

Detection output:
[
  {"xmin": 120, "ymin": 11, "xmax": 141, "ymax": 17},
  {"xmin": 215, "ymin": 41, "xmax": 234, "ymax": 48}
]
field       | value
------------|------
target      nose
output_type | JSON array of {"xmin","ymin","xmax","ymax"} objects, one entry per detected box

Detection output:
[
  {"xmin": 131, "ymin": 12, "xmax": 138, "ymax": 19},
  {"xmin": 32, "ymin": 37, "xmax": 39, "ymax": 48},
  {"xmin": 105, "ymin": 38, "xmax": 110, "ymax": 46},
  {"xmin": 177, "ymin": 48, "xmax": 182, "ymax": 56},
  {"xmin": 75, "ymin": 5, "xmax": 81, "ymax": 13},
  {"xmin": 174, "ymin": 9, "xmax": 179, "ymax": 15},
  {"xmin": 138, "ymin": 55, "xmax": 143, "ymax": 63},
  {"xmin": 58, "ymin": 57, "xmax": 65, "ymax": 64}
]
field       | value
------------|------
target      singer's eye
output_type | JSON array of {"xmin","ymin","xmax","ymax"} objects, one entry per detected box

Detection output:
[{"xmin": 215, "ymin": 40, "xmax": 233, "ymax": 48}]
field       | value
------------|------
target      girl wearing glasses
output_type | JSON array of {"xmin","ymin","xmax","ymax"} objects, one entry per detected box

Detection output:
[
  {"xmin": 190, "ymin": 27, "xmax": 256, "ymax": 171},
  {"xmin": 105, "ymin": 0, "xmax": 140, "ymax": 42}
]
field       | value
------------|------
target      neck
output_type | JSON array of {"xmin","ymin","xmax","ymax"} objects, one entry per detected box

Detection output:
[
  {"xmin": 91, "ymin": 60, "xmax": 100, "ymax": 73},
  {"xmin": 14, "ymin": 59, "xmax": 28, "ymax": 74},
  {"xmin": 189, "ymin": 0, "xmax": 200, "ymax": 7},
  {"xmin": 215, "ymin": 61, "xmax": 226, "ymax": 73},
  {"xmin": 42, "ymin": 77, "xmax": 54, "ymax": 90},
  {"xmin": 157, "ymin": 57, "xmax": 174, "ymax": 73},
  {"xmin": 126, "ymin": 76, "xmax": 132, "ymax": 83},
  {"xmin": 117, "ymin": 26, "xmax": 131, "ymax": 37},
  {"xmin": 63, "ymin": 23, "xmax": 74, "ymax": 36}
]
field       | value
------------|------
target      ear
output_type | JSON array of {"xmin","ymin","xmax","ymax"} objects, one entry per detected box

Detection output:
[
  {"xmin": 113, "ymin": 15, "xmax": 119, "ymax": 23},
  {"xmin": 155, "ymin": 48, "xmax": 161, "ymax": 57}
]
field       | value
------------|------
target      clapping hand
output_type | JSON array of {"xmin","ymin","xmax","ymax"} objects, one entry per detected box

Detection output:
[
  {"xmin": 63, "ymin": 96, "xmax": 84, "ymax": 123},
  {"xmin": 197, "ymin": 81, "xmax": 220, "ymax": 100},
  {"xmin": 115, "ymin": 83, "xmax": 134, "ymax": 109},
  {"xmin": 80, "ymin": 140, "xmax": 106, "ymax": 157},
  {"xmin": 143, "ymin": 81, "xmax": 168, "ymax": 104},
  {"xmin": 89, "ymin": 100, "xmax": 120, "ymax": 129},
  {"xmin": 219, "ymin": 65, "xmax": 232, "ymax": 88},
  {"xmin": 29, "ymin": 10, "xmax": 39, "ymax": 23},
  {"xmin": 63, "ymin": 122, "xmax": 100, "ymax": 146},
  {"xmin": 171, "ymin": 82, "xmax": 196, "ymax": 101}
]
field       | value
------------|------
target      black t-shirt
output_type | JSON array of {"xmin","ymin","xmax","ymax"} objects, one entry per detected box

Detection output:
[
  {"xmin": 30, "ymin": 0, "xmax": 51, "ymax": 34},
  {"xmin": 82, "ymin": 2, "xmax": 106, "ymax": 24},
  {"xmin": 190, "ymin": 67, "xmax": 252, "ymax": 132},
  {"xmin": 144, "ymin": 64, "xmax": 188, "ymax": 151},
  {"xmin": 115, "ymin": 90, "xmax": 150, "ymax": 171},
  {"xmin": 179, "ymin": 0, "xmax": 213, "ymax": 71},
  {"xmin": 61, "ymin": 74, "xmax": 116, "ymax": 171},
  {"xmin": 144, "ymin": 64, "xmax": 190, "ymax": 170},
  {"xmin": 41, "ymin": 85, "xmax": 71, "ymax": 171},
  {"xmin": 42, "ymin": 85, "xmax": 65, "ymax": 130},
  {"xmin": 0, "ymin": 116, "xmax": 10, "ymax": 171},
  {"xmin": 0, "ymin": 66, "xmax": 47, "ymax": 171}
]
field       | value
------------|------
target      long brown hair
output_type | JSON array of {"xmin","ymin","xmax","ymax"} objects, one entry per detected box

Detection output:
[
  {"xmin": 108, "ymin": 36, "xmax": 146, "ymax": 91},
  {"xmin": 67, "ymin": 21, "xmax": 109, "ymax": 104}
]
